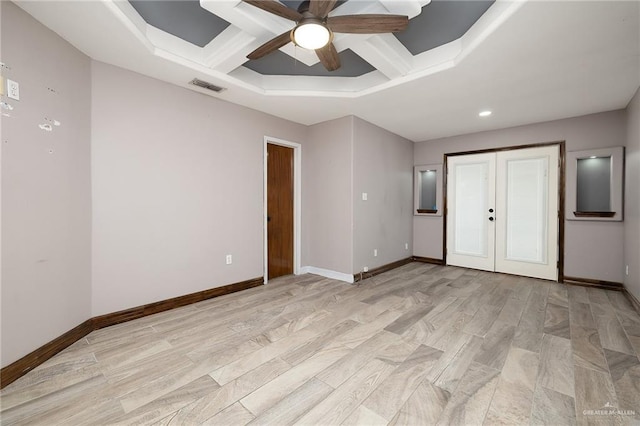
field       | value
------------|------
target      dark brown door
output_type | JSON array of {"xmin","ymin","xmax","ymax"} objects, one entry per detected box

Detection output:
[{"xmin": 267, "ymin": 143, "xmax": 294, "ymax": 279}]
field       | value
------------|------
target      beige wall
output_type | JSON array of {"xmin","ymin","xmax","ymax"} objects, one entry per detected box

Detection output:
[
  {"xmin": 302, "ymin": 116, "xmax": 414, "ymax": 277},
  {"xmin": 353, "ymin": 117, "xmax": 413, "ymax": 273},
  {"xmin": 1, "ymin": 2, "xmax": 92, "ymax": 366},
  {"xmin": 91, "ymin": 62, "xmax": 307, "ymax": 315},
  {"xmin": 625, "ymin": 88, "xmax": 640, "ymax": 300},
  {"xmin": 414, "ymin": 110, "xmax": 627, "ymax": 283},
  {"xmin": 302, "ymin": 116, "xmax": 353, "ymax": 275}
]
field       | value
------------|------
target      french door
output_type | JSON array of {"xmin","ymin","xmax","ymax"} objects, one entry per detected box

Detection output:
[{"xmin": 446, "ymin": 145, "xmax": 559, "ymax": 281}]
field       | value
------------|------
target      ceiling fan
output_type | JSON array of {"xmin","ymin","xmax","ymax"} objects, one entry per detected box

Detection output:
[{"xmin": 244, "ymin": 0, "xmax": 409, "ymax": 71}]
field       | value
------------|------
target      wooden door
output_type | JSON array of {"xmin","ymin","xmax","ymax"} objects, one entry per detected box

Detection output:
[{"xmin": 267, "ymin": 143, "xmax": 294, "ymax": 279}]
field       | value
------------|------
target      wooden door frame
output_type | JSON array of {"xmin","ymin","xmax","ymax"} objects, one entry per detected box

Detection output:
[
  {"xmin": 264, "ymin": 136, "xmax": 301, "ymax": 283},
  {"xmin": 443, "ymin": 140, "xmax": 566, "ymax": 282}
]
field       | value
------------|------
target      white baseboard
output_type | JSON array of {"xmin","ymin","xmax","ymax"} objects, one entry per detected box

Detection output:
[{"xmin": 299, "ymin": 266, "xmax": 354, "ymax": 284}]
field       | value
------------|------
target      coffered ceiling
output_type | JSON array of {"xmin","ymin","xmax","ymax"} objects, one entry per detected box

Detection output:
[
  {"xmin": 128, "ymin": 0, "xmax": 493, "ymax": 78},
  {"xmin": 13, "ymin": 0, "xmax": 640, "ymax": 141}
]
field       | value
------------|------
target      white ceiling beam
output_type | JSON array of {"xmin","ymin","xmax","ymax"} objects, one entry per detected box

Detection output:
[
  {"xmin": 377, "ymin": 0, "xmax": 427, "ymax": 19},
  {"xmin": 202, "ymin": 26, "xmax": 256, "ymax": 73},
  {"xmin": 350, "ymin": 34, "xmax": 413, "ymax": 79},
  {"xmin": 146, "ymin": 26, "xmax": 203, "ymax": 61}
]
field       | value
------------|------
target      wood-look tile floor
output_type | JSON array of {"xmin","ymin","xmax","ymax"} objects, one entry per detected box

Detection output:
[{"xmin": 2, "ymin": 263, "xmax": 640, "ymax": 425}]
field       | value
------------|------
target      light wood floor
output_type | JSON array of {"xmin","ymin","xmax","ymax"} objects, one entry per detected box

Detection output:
[{"xmin": 2, "ymin": 263, "xmax": 640, "ymax": 425}]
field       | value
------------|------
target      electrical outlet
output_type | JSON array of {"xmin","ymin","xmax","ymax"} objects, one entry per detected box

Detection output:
[
  {"xmin": 405, "ymin": 243, "xmax": 409, "ymax": 250},
  {"xmin": 226, "ymin": 254, "xmax": 232, "ymax": 265},
  {"xmin": 626, "ymin": 265, "xmax": 629, "ymax": 276},
  {"xmin": 363, "ymin": 266, "xmax": 368, "ymax": 272},
  {"xmin": 362, "ymin": 192, "xmax": 368, "ymax": 201},
  {"xmin": 7, "ymin": 79, "xmax": 19, "ymax": 100},
  {"xmin": 373, "ymin": 249, "xmax": 378, "ymax": 257}
]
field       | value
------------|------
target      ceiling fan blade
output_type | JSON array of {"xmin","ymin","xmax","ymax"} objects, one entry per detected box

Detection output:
[
  {"xmin": 309, "ymin": 0, "xmax": 338, "ymax": 18},
  {"xmin": 316, "ymin": 42, "xmax": 340, "ymax": 71},
  {"xmin": 247, "ymin": 31, "xmax": 292, "ymax": 60},
  {"xmin": 327, "ymin": 14, "xmax": 409, "ymax": 33},
  {"xmin": 243, "ymin": 0, "xmax": 302, "ymax": 22}
]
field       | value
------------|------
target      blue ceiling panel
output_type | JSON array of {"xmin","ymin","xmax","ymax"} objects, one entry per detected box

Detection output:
[
  {"xmin": 130, "ymin": 0, "xmax": 230, "ymax": 47},
  {"xmin": 395, "ymin": 0, "xmax": 494, "ymax": 55}
]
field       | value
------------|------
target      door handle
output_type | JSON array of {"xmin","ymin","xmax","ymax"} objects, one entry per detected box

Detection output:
[{"xmin": 267, "ymin": 216, "xmax": 271, "ymax": 222}]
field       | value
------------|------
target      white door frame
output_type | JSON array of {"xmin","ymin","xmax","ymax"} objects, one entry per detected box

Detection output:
[
  {"xmin": 443, "ymin": 142, "xmax": 565, "ymax": 282},
  {"xmin": 264, "ymin": 136, "xmax": 301, "ymax": 283}
]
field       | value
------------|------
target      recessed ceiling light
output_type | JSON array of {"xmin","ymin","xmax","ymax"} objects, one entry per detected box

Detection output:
[
  {"xmin": 479, "ymin": 110, "xmax": 492, "ymax": 117},
  {"xmin": 589, "ymin": 156, "xmax": 597, "ymax": 159}
]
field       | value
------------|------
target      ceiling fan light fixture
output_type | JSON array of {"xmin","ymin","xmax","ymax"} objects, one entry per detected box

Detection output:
[{"xmin": 292, "ymin": 21, "xmax": 331, "ymax": 50}]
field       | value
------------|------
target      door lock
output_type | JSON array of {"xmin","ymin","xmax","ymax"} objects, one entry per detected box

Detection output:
[{"xmin": 489, "ymin": 217, "xmax": 494, "ymax": 221}]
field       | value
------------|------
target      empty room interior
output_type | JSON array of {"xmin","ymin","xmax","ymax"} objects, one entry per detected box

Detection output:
[{"xmin": 1, "ymin": 0, "xmax": 640, "ymax": 424}]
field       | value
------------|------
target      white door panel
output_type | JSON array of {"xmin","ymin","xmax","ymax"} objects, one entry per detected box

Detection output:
[
  {"xmin": 446, "ymin": 146, "xmax": 559, "ymax": 281},
  {"xmin": 446, "ymin": 153, "xmax": 495, "ymax": 272},
  {"xmin": 496, "ymin": 146, "xmax": 558, "ymax": 280}
]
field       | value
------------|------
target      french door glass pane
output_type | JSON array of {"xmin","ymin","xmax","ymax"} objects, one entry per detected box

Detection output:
[
  {"xmin": 505, "ymin": 157, "xmax": 548, "ymax": 263},
  {"xmin": 454, "ymin": 163, "xmax": 488, "ymax": 257}
]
